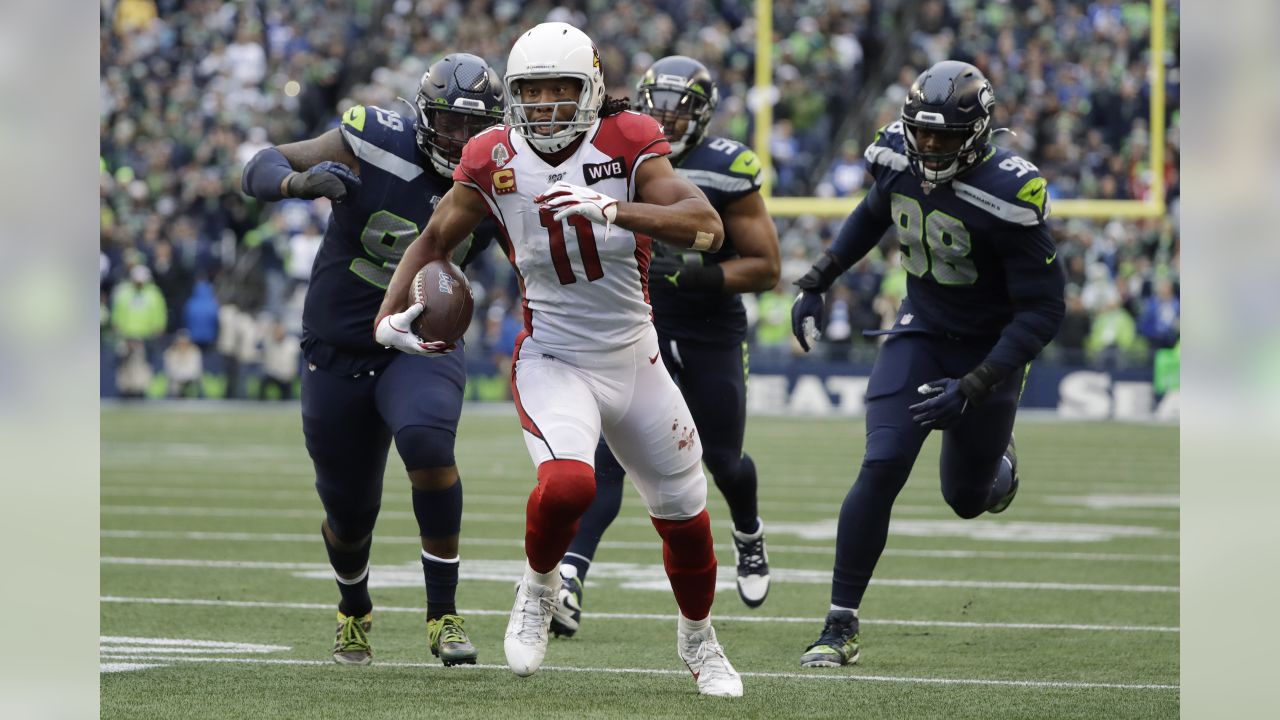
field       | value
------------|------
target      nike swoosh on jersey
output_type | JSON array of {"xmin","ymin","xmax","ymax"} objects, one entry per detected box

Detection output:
[
  {"xmin": 1045, "ymin": 251, "xmax": 1057, "ymax": 265},
  {"xmin": 649, "ymin": 352, "xmax": 660, "ymax": 364}
]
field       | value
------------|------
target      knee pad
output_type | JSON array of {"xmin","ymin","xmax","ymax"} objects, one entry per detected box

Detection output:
[
  {"xmin": 315, "ymin": 473, "xmax": 381, "ymax": 542},
  {"xmin": 640, "ymin": 456, "xmax": 708, "ymax": 519},
  {"xmin": 533, "ymin": 459, "xmax": 597, "ymax": 524},
  {"xmin": 394, "ymin": 425, "xmax": 456, "ymax": 471},
  {"xmin": 322, "ymin": 503, "xmax": 380, "ymax": 543}
]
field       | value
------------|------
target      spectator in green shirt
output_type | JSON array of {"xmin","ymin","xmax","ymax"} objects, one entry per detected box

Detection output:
[
  {"xmin": 111, "ymin": 264, "xmax": 168, "ymax": 376},
  {"xmin": 1086, "ymin": 298, "xmax": 1146, "ymax": 367},
  {"xmin": 111, "ymin": 264, "xmax": 167, "ymax": 342}
]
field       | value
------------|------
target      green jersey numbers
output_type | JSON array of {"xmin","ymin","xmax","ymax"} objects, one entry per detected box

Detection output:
[
  {"xmin": 890, "ymin": 194, "xmax": 978, "ymax": 286},
  {"xmin": 350, "ymin": 210, "xmax": 419, "ymax": 289}
]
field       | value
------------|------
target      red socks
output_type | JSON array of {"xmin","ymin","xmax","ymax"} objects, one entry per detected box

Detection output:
[
  {"xmin": 525, "ymin": 459, "xmax": 596, "ymax": 572},
  {"xmin": 651, "ymin": 510, "xmax": 718, "ymax": 621}
]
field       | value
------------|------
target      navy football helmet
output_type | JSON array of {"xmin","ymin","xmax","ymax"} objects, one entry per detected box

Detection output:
[
  {"xmin": 901, "ymin": 60, "xmax": 995, "ymax": 184},
  {"xmin": 414, "ymin": 53, "xmax": 504, "ymax": 176},
  {"xmin": 635, "ymin": 56, "xmax": 719, "ymax": 158}
]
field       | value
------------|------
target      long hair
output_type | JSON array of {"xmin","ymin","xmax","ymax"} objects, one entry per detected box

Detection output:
[{"xmin": 600, "ymin": 95, "xmax": 631, "ymax": 117}]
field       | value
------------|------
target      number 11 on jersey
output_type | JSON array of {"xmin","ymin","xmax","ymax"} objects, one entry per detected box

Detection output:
[{"xmin": 539, "ymin": 209, "xmax": 604, "ymax": 284}]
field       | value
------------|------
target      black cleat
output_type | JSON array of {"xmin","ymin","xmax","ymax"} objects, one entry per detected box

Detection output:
[
  {"xmin": 799, "ymin": 610, "xmax": 860, "ymax": 668},
  {"xmin": 989, "ymin": 437, "xmax": 1019, "ymax": 514},
  {"xmin": 550, "ymin": 574, "xmax": 583, "ymax": 638},
  {"xmin": 732, "ymin": 518, "xmax": 771, "ymax": 608}
]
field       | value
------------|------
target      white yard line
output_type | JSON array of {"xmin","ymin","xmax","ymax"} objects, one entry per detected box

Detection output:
[
  {"xmin": 99, "ymin": 595, "xmax": 1178, "ymax": 633},
  {"xmin": 100, "ymin": 504, "xmax": 1180, "ymax": 537},
  {"xmin": 100, "ymin": 555, "xmax": 1177, "ymax": 593},
  {"xmin": 99, "ymin": 529, "xmax": 1177, "ymax": 563},
  {"xmin": 94, "ymin": 652, "xmax": 1177, "ymax": 690},
  {"xmin": 98, "ymin": 505, "xmax": 653, "ymax": 526}
]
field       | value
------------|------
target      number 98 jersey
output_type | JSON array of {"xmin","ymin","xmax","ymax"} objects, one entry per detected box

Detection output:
[
  {"xmin": 302, "ymin": 104, "xmax": 491, "ymax": 374},
  {"xmin": 861, "ymin": 122, "xmax": 1059, "ymax": 340},
  {"xmin": 454, "ymin": 112, "xmax": 671, "ymax": 354}
]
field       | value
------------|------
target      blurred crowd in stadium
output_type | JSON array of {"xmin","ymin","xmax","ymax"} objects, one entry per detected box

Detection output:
[{"xmin": 100, "ymin": 0, "xmax": 1179, "ymax": 398}]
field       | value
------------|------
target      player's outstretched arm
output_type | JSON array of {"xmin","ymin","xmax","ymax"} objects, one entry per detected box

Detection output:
[
  {"xmin": 717, "ymin": 191, "xmax": 781, "ymax": 293},
  {"xmin": 624, "ymin": 157, "xmax": 725, "ymax": 252},
  {"xmin": 791, "ymin": 185, "xmax": 893, "ymax": 351},
  {"xmin": 241, "ymin": 128, "xmax": 361, "ymax": 203},
  {"xmin": 653, "ymin": 190, "xmax": 780, "ymax": 295},
  {"xmin": 377, "ymin": 182, "xmax": 488, "ymax": 320}
]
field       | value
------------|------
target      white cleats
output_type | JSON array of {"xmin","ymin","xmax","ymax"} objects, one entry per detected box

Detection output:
[
  {"xmin": 677, "ymin": 622, "xmax": 743, "ymax": 697},
  {"xmin": 504, "ymin": 577, "xmax": 557, "ymax": 677}
]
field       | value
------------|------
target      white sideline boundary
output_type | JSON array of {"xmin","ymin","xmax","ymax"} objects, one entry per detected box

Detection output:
[
  {"xmin": 94, "ymin": 652, "xmax": 1178, "ymax": 691},
  {"xmin": 99, "ymin": 595, "xmax": 1179, "ymax": 633}
]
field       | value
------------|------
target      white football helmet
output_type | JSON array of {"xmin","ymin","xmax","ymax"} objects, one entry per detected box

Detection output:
[{"xmin": 505, "ymin": 22, "xmax": 606, "ymax": 153}]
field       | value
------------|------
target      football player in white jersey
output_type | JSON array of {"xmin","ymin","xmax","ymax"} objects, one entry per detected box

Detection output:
[{"xmin": 374, "ymin": 22, "xmax": 743, "ymax": 698}]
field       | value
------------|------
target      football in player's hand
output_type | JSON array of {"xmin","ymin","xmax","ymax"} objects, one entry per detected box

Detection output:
[{"xmin": 409, "ymin": 260, "xmax": 474, "ymax": 344}]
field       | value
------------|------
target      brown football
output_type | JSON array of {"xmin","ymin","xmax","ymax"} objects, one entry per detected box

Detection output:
[{"xmin": 408, "ymin": 260, "xmax": 474, "ymax": 343}]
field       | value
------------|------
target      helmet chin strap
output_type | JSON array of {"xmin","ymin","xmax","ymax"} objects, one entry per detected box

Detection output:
[
  {"xmin": 525, "ymin": 126, "xmax": 582, "ymax": 153},
  {"xmin": 428, "ymin": 149, "xmax": 453, "ymax": 177},
  {"xmin": 922, "ymin": 159, "xmax": 960, "ymax": 184}
]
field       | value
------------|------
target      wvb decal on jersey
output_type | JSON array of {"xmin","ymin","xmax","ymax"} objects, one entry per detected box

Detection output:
[{"xmin": 584, "ymin": 156, "xmax": 626, "ymax": 185}]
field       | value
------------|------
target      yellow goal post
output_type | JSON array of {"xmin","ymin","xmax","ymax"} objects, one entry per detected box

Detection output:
[{"xmin": 751, "ymin": 0, "xmax": 1168, "ymax": 220}]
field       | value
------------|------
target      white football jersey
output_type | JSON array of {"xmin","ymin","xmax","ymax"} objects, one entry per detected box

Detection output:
[{"xmin": 454, "ymin": 112, "xmax": 672, "ymax": 353}]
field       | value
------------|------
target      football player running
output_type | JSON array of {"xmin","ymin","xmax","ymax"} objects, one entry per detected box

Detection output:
[
  {"xmin": 241, "ymin": 54, "xmax": 503, "ymax": 667},
  {"xmin": 376, "ymin": 23, "xmax": 743, "ymax": 698},
  {"xmin": 549, "ymin": 56, "xmax": 781, "ymax": 640},
  {"xmin": 790, "ymin": 61, "xmax": 1065, "ymax": 668}
]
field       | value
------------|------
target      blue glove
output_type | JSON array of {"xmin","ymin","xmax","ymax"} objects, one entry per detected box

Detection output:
[
  {"xmin": 908, "ymin": 378, "xmax": 969, "ymax": 429},
  {"xmin": 909, "ymin": 363, "xmax": 1008, "ymax": 429},
  {"xmin": 287, "ymin": 161, "xmax": 362, "ymax": 202},
  {"xmin": 790, "ymin": 290, "xmax": 825, "ymax": 352}
]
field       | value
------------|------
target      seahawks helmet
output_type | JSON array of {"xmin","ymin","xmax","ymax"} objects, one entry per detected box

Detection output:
[
  {"xmin": 414, "ymin": 53, "xmax": 504, "ymax": 176},
  {"xmin": 901, "ymin": 60, "xmax": 995, "ymax": 184},
  {"xmin": 635, "ymin": 56, "xmax": 719, "ymax": 158}
]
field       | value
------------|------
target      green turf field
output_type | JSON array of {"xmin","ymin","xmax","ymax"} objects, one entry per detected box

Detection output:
[{"xmin": 101, "ymin": 404, "xmax": 1178, "ymax": 719}]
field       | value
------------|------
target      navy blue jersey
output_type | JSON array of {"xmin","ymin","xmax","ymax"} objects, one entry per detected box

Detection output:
[
  {"xmin": 858, "ymin": 122, "xmax": 1063, "ymax": 364},
  {"xmin": 648, "ymin": 136, "xmax": 763, "ymax": 345},
  {"xmin": 302, "ymin": 104, "xmax": 492, "ymax": 373}
]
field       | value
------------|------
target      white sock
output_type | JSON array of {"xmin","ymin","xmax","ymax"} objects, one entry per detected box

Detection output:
[
  {"xmin": 421, "ymin": 549, "xmax": 459, "ymax": 563},
  {"xmin": 525, "ymin": 562, "xmax": 560, "ymax": 588},
  {"xmin": 732, "ymin": 517, "xmax": 764, "ymax": 540},
  {"xmin": 335, "ymin": 565, "xmax": 369, "ymax": 584},
  {"xmin": 678, "ymin": 613, "xmax": 711, "ymax": 634},
  {"xmin": 829, "ymin": 604, "xmax": 859, "ymax": 618}
]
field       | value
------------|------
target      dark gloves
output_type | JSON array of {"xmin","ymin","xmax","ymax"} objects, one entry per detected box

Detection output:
[
  {"xmin": 286, "ymin": 161, "xmax": 362, "ymax": 202},
  {"xmin": 790, "ymin": 290, "xmax": 825, "ymax": 352},
  {"xmin": 908, "ymin": 363, "xmax": 1008, "ymax": 429}
]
